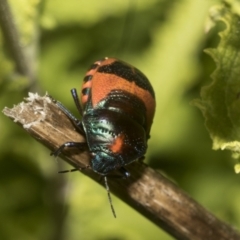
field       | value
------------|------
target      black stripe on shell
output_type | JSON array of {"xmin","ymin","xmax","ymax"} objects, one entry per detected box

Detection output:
[
  {"xmin": 97, "ymin": 60, "xmax": 155, "ymax": 98},
  {"xmin": 84, "ymin": 75, "xmax": 93, "ymax": 82},
  {"xmin": 82, "ymin": 87, "xmax": 91, "ymax": 95}
]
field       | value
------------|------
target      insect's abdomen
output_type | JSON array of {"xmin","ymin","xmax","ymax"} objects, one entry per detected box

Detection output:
[{"xmin": 81, "ymin": 57, "xmax": 155, "ymax": 135}]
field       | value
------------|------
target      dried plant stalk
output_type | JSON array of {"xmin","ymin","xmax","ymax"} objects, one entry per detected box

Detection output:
[{"xmin": 2, "ymin": 93, "xmax": 240, "ymax": 240}]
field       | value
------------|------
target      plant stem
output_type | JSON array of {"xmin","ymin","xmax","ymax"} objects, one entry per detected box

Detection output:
[{"xmin": 2, "ymin": 94, "xmax": 240, "ymax": 240}]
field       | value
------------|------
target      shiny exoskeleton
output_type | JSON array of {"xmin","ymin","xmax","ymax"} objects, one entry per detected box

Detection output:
[
  {"xmin": 53, "ymin": 57, "xmax": 155, "ymax": 175},
  {"xmin": 52, "ymin": 57, "xmax": 155, "ymax": 217}
]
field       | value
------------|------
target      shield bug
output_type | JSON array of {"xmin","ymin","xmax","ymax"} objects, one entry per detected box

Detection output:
[{"xmin": 51, "ymin": 57, "xmax": 155, "ymax": 217}]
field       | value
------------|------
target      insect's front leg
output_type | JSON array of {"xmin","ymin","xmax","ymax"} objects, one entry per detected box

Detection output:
[{"xmin": 51, "ymin": 142, "xmax": 88, "ymax": 157}]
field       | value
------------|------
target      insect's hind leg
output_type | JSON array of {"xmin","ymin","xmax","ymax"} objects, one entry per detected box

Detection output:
[{"xmin": 55, "ymin": 99, "xmax": 84, "ymax": 134}]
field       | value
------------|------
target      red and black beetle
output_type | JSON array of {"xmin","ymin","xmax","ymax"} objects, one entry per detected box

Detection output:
[{"xmin": 52, "ymin": 57, "xmax": 155, "ymax": 217}]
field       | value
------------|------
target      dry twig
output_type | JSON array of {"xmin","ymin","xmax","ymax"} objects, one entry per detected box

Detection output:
[{"xmin": 2, "ymin": 93, "xmax": 240, "ymax": 240}]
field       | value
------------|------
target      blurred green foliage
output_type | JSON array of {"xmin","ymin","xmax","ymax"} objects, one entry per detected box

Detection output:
[
  {"xmin": 193, "ymin": 5, "xmax": 240, "ymax": 163},
  {"xmin": 1, "ymin": 0, "xmax": 240, "ymax": 240}
]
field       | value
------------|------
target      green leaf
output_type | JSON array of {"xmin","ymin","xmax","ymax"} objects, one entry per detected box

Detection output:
[{"xmin": 193, "ymin": 3, "xmax": 240, "ymax": 165}]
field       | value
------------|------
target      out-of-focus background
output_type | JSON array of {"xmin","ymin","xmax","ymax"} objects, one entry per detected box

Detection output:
[{"xmin": 1, "ymin": 0, "xmax": 239, "ymax": 239}]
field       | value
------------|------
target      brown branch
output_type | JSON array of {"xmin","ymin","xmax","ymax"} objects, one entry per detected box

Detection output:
[
  {"xmin": 2, "ymin": 93, "xmax": 240, "ymax": 240},
  {"xmin": 0, "ymin": 0, "xmax": 28, "ymax": 75},
  {"xmin": 0, "ymin": 0, "xmax": 36, "ymax": 85}
]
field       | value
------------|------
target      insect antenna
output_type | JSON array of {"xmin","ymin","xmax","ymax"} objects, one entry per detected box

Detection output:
[
  {"xmin": 104, "ymin": 176, "xmax": 116, "ymax": 218},
  {"xmin": 59, "ymin": 169, "xmax": 117, "ymax": 218}
]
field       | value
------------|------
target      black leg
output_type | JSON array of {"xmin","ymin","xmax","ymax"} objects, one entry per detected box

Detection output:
[
  {"xmin": 55, "ymin": 100, "xmax": 84, "ymax": 133},
  {"xmin": 58, "ymin": 165, "xmax": 90, "ymax": 173},
  {"xmin": 119, "ymin": 167, "xmax": 130, "ymax": 179},
  {"xmin": 99, "ymin": 167, "xmax": 130, "ymax": 180},
  {"xmin": 51, "ymin": 142, "xmax": 88, "ymax": 157},
  {"xmin": 71, "ymin": 88, "xmax": 83, "ymax": 116}
]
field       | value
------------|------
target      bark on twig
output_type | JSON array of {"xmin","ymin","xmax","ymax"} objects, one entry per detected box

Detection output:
[
  {"xmin": 0, "ymin": 0, "xmax": 28, "ymax": 75},
  {"xmin": 0, "ymin": 0, "xmax": 36, "ymax": 85},
  {"xmin": 2, "ymin": 93, "xmax": 240, "ymax": 240}
]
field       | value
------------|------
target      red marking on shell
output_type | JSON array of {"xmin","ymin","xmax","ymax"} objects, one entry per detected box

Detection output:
[
  {"xmin": 110, "ymin": 134, "xmax": 124, "ymax": 153},
  {"xmin": 82, "ymin": 79, "xmax": 92, "ymax": 89}
]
